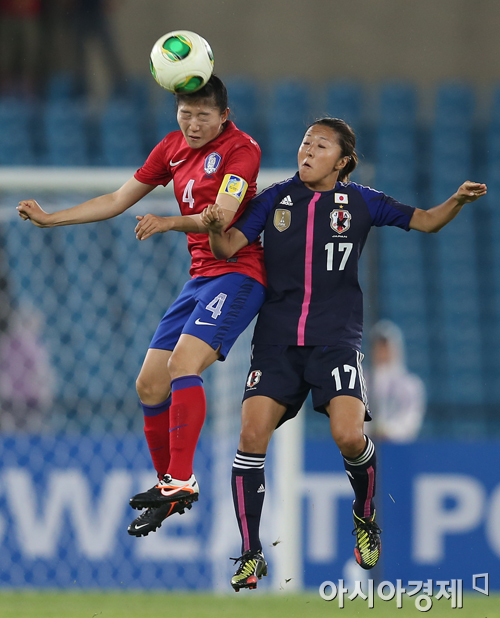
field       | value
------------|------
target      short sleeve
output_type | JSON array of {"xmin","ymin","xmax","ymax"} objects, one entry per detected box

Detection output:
[
  {"xmin": 233, "ymin": 185, "xmax": 278, "ymax": 244},
  {"xmin": 134, "ymin": 139, "xmax": 172, "ymax": 187},
  {"xmin": 223, "ymin": 139, "xmax": 261, "ymax": 183},
  {"xmin": 357, "ymin": 185, "xmax": 415, "ymax": 230}
]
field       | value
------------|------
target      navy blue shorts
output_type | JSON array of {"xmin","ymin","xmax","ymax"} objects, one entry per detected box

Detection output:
[
  {"xmin": 242, "ymin": 344, "xmax": 371, "ymax": 425},
  {"xmin": 150, "ymin": 273, "xmax": 266, "ymax": 360}
]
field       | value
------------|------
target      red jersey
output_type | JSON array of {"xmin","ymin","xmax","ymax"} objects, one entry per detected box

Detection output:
[{"xmin": 134, "ymin": 121, "xmax": 266, "ymax": 286}]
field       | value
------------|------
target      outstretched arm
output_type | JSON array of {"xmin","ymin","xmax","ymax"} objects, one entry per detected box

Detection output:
[
  {"xmin": 200, "ymin": 204, "xmax": 249, "ymax": 259},
  {"xmin": 134, "ymin": 192, "xmax": 241, "ymax": 240},
  {"xmin": 409, "ymin": 181, "xmax": 487, "ymax": 233},
  {"xmin": 17, "ymin": 177, "xmax": 156, "ymax": 227}
]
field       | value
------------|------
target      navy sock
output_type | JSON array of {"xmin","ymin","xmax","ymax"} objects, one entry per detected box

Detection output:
[
  {"xmin": 343, "ymin": 436, "xmax": 377, "ymax": 519},
  {"xmin": 231, "ymin": 450, "xmax": 266, "ymax": 554}
]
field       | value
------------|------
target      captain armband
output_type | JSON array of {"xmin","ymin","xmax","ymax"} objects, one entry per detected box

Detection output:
[{"xmin": 217, "ymin": 174, "xmax": 249, "ymax": 211}]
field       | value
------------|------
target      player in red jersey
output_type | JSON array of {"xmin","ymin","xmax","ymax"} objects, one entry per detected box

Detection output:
[{"xmin": 17, "ymin": 75, "xmax": 266, "ymax": 536}]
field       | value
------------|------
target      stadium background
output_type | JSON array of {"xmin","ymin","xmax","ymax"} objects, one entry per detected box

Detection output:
[{"xmin": 0, "ymin": 0, "xmax": 500, "ymax": 602}]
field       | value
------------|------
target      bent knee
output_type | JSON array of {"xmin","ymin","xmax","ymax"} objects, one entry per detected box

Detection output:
[
  {"xmin": 239, "ymin": 426, "xmax": 272, "ymax": 454},
  {"xmin": 166, "ymin": 355, "xmax": 185, "ymax": 381},
  {"xmin": 333, "ymin": 430, "xmax": 366, "ymax": 458},
  {"xmin": 136, "ymin": 375, "xmax": 169, "ymax": 406}
]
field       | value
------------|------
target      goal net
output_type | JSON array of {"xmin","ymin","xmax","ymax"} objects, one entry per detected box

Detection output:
[{"xmin": 0, "ymin": 167, "xmax": 305, "ymax": 592}]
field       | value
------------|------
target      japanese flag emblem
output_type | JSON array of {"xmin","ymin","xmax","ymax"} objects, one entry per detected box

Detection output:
[{"xmin": 335, "ymin": 193, "xmax": 349, "ymax": 204}]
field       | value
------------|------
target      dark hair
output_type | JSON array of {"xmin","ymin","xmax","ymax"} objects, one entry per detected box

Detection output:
[
  {"xmin": 308, "ymin": 117, "xmax": 358, "ymax": 181},
  {"xmin": 175, "ymin": 74, "xmax": 228, "ymax": 114}
]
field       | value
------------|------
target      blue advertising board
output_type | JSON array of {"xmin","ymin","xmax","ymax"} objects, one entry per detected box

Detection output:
[
  {"xmin": 0, "ymin": 435, "xmax": 213, "ymax": 589},
  {"xmin": 302, "ymin": 440, "xmax": 500, "ymax": 592},
  {"xmin": 0, "ymin": 435, "xmax": 498, "ymax": 591}
]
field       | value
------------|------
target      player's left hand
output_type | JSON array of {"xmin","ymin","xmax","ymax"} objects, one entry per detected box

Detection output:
[
  {"xmin": 135, "ymin": 214, "xmax": 171, "ymax": 240},
  {"xmin": 455, "ymin": 181, "xmax": 487, "ymax": 205}
]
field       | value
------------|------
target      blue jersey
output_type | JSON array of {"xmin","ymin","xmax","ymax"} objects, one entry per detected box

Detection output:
[{"xmin": 233, "ymin": 173, "xmax": 415, "ymax": 350}]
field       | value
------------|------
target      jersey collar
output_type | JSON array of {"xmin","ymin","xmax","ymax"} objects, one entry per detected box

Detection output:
[{"xmin": 293, "ymin": 172, "xmax": 343, "ymax": 194}]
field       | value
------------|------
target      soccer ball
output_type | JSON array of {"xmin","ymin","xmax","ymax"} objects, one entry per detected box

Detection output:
[{"xmin": 150, "ymin": 30, "xmax": 214, "ymax": 94}]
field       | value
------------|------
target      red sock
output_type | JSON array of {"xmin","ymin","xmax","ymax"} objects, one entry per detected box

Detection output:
[
  {"xmin": 142, "ymin": 396, "xmax": 171, "ymax": 477},
  {"xmin": 168, "ymin": 375, "xmax": 206, "ymax": 481}
]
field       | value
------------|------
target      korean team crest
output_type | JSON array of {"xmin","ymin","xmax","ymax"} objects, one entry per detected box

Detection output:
[
  {"xmin": 274, "ymin": 209, "xmax": 291, "ymax": 232},
  {"xmin": 204, "ymin": 152, "xmax": 222, "ymax": 174},
  {"xmin": 246, "ymin": 370, "xmax": 262, "ymax": 388},
  {"xmin": 330, "ymin": 209, "xmax": 351, "ymax": 234}
]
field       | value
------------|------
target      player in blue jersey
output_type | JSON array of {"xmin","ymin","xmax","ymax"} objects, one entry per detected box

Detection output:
[{"xmin": 201, "ymin": 117, "xmax": 487, "ymax": 590}]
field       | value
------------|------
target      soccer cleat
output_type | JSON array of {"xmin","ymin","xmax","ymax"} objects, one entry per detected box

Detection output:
[
  {"xmin": 230, "ymin": 550, "xmax": 268, "ymax": 591},
  {"xmin": 352, "ymin": 509, "xmax": 382, "ymax": 569},
  {"xmin": 127, "ymin": 500, "xmax": 192, "ymax": 537},
  {"xmin": 129, "ymin": 474, "xmax": 199, "ymax": 510}
]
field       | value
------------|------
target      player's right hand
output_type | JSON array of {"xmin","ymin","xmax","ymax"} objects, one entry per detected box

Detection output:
[
  {"xmin": 17, "ymin": 200, "xmax": 51, "ymax": 227},
  {"xmin": 201, "ymin": 204, "xmax": 225, "ymax": 232}
]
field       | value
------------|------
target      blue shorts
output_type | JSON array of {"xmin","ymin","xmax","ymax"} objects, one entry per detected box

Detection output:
[
  {"xmin": 242, "ymin": 344, "xmax": 371, "ymax": 425},
  {"xmin": 150, "ymin": 274, "xmax": 266, "ymax": 360}
]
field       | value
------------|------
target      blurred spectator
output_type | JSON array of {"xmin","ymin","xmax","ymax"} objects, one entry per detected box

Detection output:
[
  {"xmin": 0, "ymin": 303, "xmax": 56, "ymax": 431},
  {"xmin": 0, "ymin": 234, "xmax": 55, "ymax": 431},
  {"xmin": 71, "ymin": 0, "xmax": 126, "ymax": 97},
  {"xmin": 367, "ymin": 320, "xmax": 426, "ymax": 442},
  {"xmin": 0, "ymin": 0, "xmax": 42, "ymax": 95}
]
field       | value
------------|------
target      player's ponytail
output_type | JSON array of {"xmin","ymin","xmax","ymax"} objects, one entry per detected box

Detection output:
[{"xmin": 309, "ymin": 117, "xmax": 358, "ymax": 181}]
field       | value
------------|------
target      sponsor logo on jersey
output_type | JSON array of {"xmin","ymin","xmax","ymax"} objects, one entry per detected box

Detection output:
[
  {"xmin": 335, "ymin": 193, "xmax": 349, "ymax": 204},
  {"xmin": 219, "ymin": 174, "xmax": 248, "ymax": 202},
  {"xmin": 246, "ymin": 370, "xmax": 262, "ymax": 388},
  {"xmin": 280, "ymin": 195, "xmax": 293, "ymax": 206},
  {"xmin": 274, "ymin": 209, "xmax": 291, "ymax": 232},
  {"xmin": 330, "ymin": 209, "xmax": 352, "ymax": 234},
  {"xmin": 204, "ymin": 152, "xmax": 222, "ymax": 174}
]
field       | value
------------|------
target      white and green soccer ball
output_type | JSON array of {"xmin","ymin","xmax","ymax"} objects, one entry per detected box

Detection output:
[{"xmin": 150, "ymin": 30, "xmax": 214, "ymax": 94}]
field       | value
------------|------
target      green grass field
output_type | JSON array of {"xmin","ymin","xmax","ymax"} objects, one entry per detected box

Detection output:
[{"xmin": 1, "ymin": 592, "xmax": 499, "ymax": 618}]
